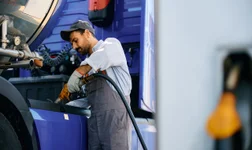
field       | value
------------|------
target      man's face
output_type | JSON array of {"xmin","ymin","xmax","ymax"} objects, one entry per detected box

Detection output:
[{"xmin": 70, "ymin": 30, "xmax": 91, "ymax": 55}]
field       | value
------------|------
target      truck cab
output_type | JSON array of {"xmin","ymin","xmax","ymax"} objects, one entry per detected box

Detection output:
[{"xmin": 0, "ymin": 0, "xmax": 156, "ymax": 150}]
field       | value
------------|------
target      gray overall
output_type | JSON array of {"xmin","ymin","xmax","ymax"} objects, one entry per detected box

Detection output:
[{"xmin": 86, "ymin": 77, "xmax": 130, "ymax": 150}]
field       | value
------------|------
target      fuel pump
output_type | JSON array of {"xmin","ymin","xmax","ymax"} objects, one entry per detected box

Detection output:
[{"xmin": 206, "ymin": 51, "xmax": 252, "ymax": 150}]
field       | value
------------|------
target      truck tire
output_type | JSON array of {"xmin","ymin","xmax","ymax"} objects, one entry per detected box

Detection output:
[{"xmin": 0, "ymin": 113, "xmax": 22, "ymax": 150}]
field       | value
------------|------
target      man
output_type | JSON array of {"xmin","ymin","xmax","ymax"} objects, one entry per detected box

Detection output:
[{"xmin": 60, "ymin": 20, "xmax": 132, "ymax": 150}]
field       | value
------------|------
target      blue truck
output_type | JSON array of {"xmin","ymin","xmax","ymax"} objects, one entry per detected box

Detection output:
[{"xmin": 0, "ymin": 0, "xmax": 156, "ymax": 149}]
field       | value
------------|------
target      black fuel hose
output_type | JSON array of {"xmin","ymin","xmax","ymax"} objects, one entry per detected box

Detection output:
[{"xmin": 89, "ymin": 73, "xmax": 148, "ymax": 150}]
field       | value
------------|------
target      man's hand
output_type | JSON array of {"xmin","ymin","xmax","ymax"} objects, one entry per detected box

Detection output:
[{"xmin": 67, "ymin": 70, "xmax": 83, "ymax": 93}]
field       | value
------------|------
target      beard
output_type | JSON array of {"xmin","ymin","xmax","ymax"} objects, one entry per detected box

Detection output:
[
  {"xmin": 78, "ymin": 48, "xmax": 88, "ymax": 55},
  {"xmin": 79, "ymin": 43, "xmax": 91, "ymax": 55}
]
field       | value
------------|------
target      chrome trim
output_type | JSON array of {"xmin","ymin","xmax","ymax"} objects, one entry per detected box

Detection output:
[
  {"xmin": 0, "ymin": 48, "xmax": 24, "ymax": 58},
  {"xmin": 0, "ymin": 45, "xmax": 43, "ymax": 60},
  {"xmin": 27, "ymin": 0, "xmax": 59, "ymax": 45}
]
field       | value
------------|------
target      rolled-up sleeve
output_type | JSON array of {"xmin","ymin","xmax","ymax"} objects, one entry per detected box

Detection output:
[{"xmin": 80, "ymin": 38, "xmax": 126, "ymax": 71}]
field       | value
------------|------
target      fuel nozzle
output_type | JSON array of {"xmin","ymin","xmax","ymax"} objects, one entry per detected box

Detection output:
[
  {"xmin": 55, "ymin": 84, "xmax": 71, "ymax": 104},
  {"xmin": 206, "ymin": 64, "xmax": 242, "ymax": 139}
]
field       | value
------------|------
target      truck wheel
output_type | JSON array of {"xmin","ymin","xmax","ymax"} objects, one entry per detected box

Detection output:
[{"xmin": 0, "ymin": 113, "xmax": 22, "ymax": 150}]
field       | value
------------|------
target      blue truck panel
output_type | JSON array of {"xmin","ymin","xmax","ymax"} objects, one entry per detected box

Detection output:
[
  {"xmin": 31, "ymin": 108, "xmax": 155, "ymax": 150},
  {"xmin": 30, "ymin": 108, "xmax": 88, "ymax": 150},
  {"xmin": 30, "ymin": 0, "xmax": 141, "ymax": 52}
]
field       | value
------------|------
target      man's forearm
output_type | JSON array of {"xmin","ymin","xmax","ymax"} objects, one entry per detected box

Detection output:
[{"xmin": 76, "ymin": 64, "xmax": 92, "ymax": 76}]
